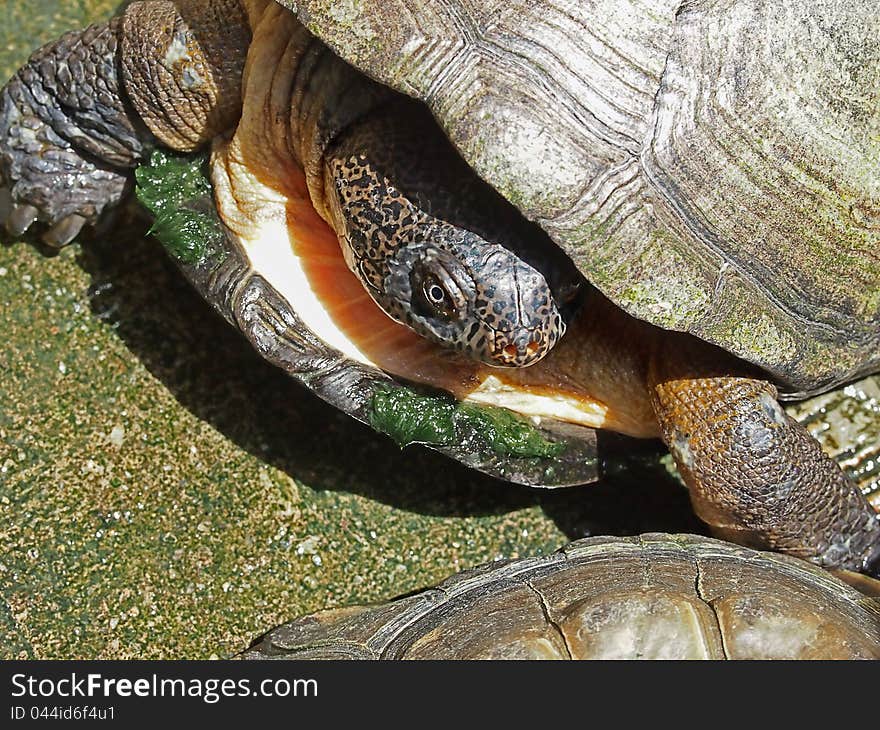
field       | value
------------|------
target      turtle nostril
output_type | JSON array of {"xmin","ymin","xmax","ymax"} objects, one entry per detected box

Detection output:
[
  {"xmin": 526, "ymin": 341, "xmax": 540, "ymax": 356},
  {"xmin": 502, "ymin": 344, "xmax": 518, "ymax": 360}
]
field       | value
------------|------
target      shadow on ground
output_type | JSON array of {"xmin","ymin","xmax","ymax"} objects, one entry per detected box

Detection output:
[{"xmin": 73, "ymin": 215, "xmax": 704, "ymax": 537}]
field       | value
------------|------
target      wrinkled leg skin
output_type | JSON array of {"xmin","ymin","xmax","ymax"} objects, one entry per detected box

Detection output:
[
  {"xmin": 0, "ymin": 0, "xmax": 249, "ymax": 246},
  {"xmin": 649, "ymin": 339, "xmax": 880, "ymax": 577}
]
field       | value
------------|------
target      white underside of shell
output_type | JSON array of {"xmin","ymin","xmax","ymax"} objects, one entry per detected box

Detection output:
[
  {"xmin": 465, "ymin": 376, "xmax": 608, "ymax": 426},
  {"xmin": 211, "ymin": 139, "xmax": 376, "ymax": 368}
]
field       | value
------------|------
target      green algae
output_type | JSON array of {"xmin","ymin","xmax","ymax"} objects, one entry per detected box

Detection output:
[
  {"xmin": 135, "ymin": 150, "xmax": 224, "ymax": 265},
  {"xmin": 134, "ymin": 147, "xmax": 572, "ymax": 468},
  {"xmin": 4, "ymin": 0, "xmax": 874, "ymax": 663},
  {"xmin": 369, "ymin": 387, "xmax": 564, "ymax": 459},
  {"xmin": 456, "ymin": 403, "xmax": 565, "ymax": 459},
  {"xmin": 368, "ymin": 387, "xmax": 458, "ymax": 449}
]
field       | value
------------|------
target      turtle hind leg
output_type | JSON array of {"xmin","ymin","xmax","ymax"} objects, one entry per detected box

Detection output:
[{"xmin": 648, "ymin": 340, "xmax": 880, "ymax": 576}]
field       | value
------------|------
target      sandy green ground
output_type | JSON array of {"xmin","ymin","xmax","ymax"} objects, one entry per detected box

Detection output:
[{"xmin": 0, "ymin": 1, "xmax": 700, "ymax": 659}]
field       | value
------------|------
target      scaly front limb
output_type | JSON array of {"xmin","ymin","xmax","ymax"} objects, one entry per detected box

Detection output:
[
  {"xmin": 0, "ymin": 0, "xmax": 250, "ymax": 245},
  {"xmin": 649, "ymin": 336, "xmax": 880, "ymax": 576}
]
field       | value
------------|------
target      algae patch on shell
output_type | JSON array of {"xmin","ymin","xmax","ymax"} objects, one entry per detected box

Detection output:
[
  {"xmin": 369, "ymin": 386, "xmax": 565, "ymax": 459},
  {"xmin": 135, "ymin": 150, "xmax": 225, "ymax": 265}
]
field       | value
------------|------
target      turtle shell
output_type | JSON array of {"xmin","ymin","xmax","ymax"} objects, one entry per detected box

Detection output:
[
  {"xmin": 287, "ymin": 0, "xmax": 880, "ymax": 397},
  {"xmin": 146, "ymin": 142, "xmax": 880, "ymax": 490},
  {"xmin": 240, "ymin": 533, "xmax": 880, "ymax": 659},
  {"xmin": 133, "ymin": 0, "xmax": 880, "ymax": 487}
]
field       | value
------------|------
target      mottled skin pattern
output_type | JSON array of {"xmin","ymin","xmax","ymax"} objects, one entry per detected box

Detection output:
[
  {"xmin": 322, "ymin": 99, "xmax": 581, "ymax": 366},
  {"xmin": 0, "ymin": 0, "xmax": 877, "ymax": 575}
]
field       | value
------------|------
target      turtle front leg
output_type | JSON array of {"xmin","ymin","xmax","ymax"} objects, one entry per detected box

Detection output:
[
  {"xmin": 0, "ymin": 18, "xmax": 145, "ymax": 245},
  {"xmin": 648, "ymin": 340, "xmax": 880, "ymax": 576},
  {"xmin": 0, "ymin": 0, "xmax": 250, "ymax": 246}
]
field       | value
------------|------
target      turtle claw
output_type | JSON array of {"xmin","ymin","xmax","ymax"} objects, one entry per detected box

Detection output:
[
  {"xmin": 0, "ymin": 19, "xmax": 149, "ymax": 250},
  {"xmin": 42, "ymin": 213, "xmax": 87, "ymax": 248},
  {"xmin": 6, "ymin": 203, "xmax": 38, "ymax": 238}
]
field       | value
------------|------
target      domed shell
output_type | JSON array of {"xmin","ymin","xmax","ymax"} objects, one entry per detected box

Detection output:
[
  {"xmin": 241, "ymin": 534, "xmax": 880, "ymax": 660},
  {"xmin": 287, "ymin": 0, "xmax": 880, "ymax": 396}
]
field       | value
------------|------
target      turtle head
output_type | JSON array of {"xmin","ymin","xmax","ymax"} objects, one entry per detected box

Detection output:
[
  {"xmin": 381, "ymin": 226, "xmax": 577, "ymax": 367},
  {"xmin": 323, "ymin": 114, "xmax": 583, "ymax": 367}
]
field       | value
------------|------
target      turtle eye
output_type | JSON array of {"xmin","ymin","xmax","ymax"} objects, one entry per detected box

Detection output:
[
  {"xmin": 424, "ymin": 279, "xmax": 448, "ymax": 306},
  {"xmin": 408, "ymin": 249, "xmax": 470, "ymax": 323},
  {"xmin": 420, "ymin": 275, "xmax": 457, "ymax": 318},
  {"xmin": 412, "ymin": 269, "xmax": 464, "ymax": 321}
]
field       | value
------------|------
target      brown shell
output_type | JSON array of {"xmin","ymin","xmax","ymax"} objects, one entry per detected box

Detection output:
[
  {"xmin": 285, "ymin": 0, "xmax": 880, "ymax": 396},
  {"xmin": 241, "ymin": 534, "xmax": 880, "ymax": 659}
]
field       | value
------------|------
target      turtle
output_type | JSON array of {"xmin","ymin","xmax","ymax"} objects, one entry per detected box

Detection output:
[
  {"xmin": 239, "ymin": 534, "xmax": 880, "ymax": 660},
  {"xmin": 0, "ymin": 0, "xmax": 878, "ymax": 576}
]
